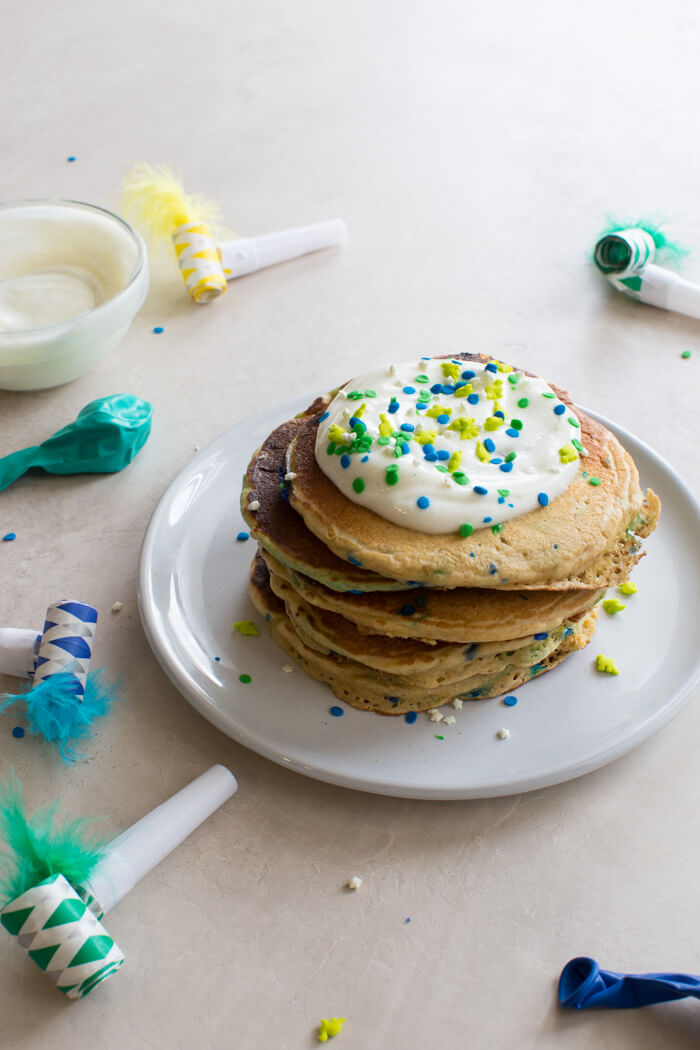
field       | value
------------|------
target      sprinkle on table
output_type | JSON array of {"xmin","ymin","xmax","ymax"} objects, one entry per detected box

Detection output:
[
  {"xmin": 236, "ymin": 531, "xmax": 250, "ymax": 542},
  {"xmin": 153, "ymin": 326, "xmax": 164, "ymax": 334},
  {"xmin": 239, "ymin": 673, "xmax": 252, "ymax": 684},
  {"xmin": 2, "ymin": 532, "xmax": 16, "ymax": 541},
  {"xmin": 504, "ymin": 695, "xmax": 518, "ymax": 706},
  {"xmin": 681, "ymin": 350, "xmax": 691, "ymax": 359},
  {"xmin": 233, "ymin": 620, "xmax": 259, "ymax": 636},
  {"xmin": 602, "ymin": 599, "xmax": 625, "ymax": 614},
  {"xmin": 595, "ymin": 654, "xmax": 620, "ymax": 675},
  {"xmin": 618, "ymin": 581, "xmax": 638, "ymax": 595}
]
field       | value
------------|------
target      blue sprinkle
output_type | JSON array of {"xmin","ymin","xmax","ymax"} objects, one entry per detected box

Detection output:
[
  {"xmin": 461, "ymin": 370, "xmax": 476, "ymax": 380},
  {"xmin": 484, "ymin": 438, "xmax": 496, "ymax": 453},
  {"xmin": 340, "ymin": 454, "xmax": 351, "ymax": 468},
  {"xmin": 361, "ymin": 454, "xmax": 369, "ymax": 462},
  {"xmin": 483, "ymin": 516, "xmax": 492, "ymax": 523},
  {"xmin": 485, "ymin": 363, "xmax": 498, "ymax": 373},
  {"xmin": 403, "ymin": 386, "xmax": 416, "ymax": 394},
  {"xmin": 554, "ymin": 403, "xmax": 566, "ymax": 415},
  {"xmin": 499, "ymin": 462, "xmax": 513, "ymax": 473},
  {"xmin": 534, "ymin": 632, "xmax": 548, "ymax": 640},
  {"xmin": 319, "ymin": 411, "xmax": 330, "ymax": 421},
  {"xmin": 388, "ymin": 696, "xmax": 401, "ymax": 704},
  {"xmin": 153, "ymin": 326, "xmax": 164, "ymax": 334},
  {"xmin": 11, "ymin": 726, "xmax": 25, "ymax": 738},
  {"xmin": 494, "ymin": 410, "xmax": 505, "ymax": 420},
  {"xmin": 436, "ymin": 449, "xmax": 450, "ymax": 461},
  {"xmin": 537, "ymin": 492, "xmax": 549, "ymax": 507},
  {"xmin": 417, "ymin": 496, "xmax": 430, "ymax": 509},
  {"xmin": 424, "ymin": 452, "xmax": 438, "ymax": 462},
  {"xmin": 474, "ymin": 485, "xmax": 488, "ymax": 495},
  {"xmin": 407, "ymin": 581, "xmax": 422, "ymax": 586},
  {"xmin": 437, "ymin": 414, "xmax": 450, "ymax": 424},
  {"xmin": 498, "ymin": 496, "xmax": 505, "ymax": 504},
  {"xmin": 489, "ymin": 458, "xmax": 503, "ymax": 465},
  {"xmin": 489, "ymin": 563, "xmax": 498, "ymax": 575},
  {"xmin": 3, "ymin": 532, "xmax": 16, "ymax": 541},
  {"xmin": 455, "ymin": 381, "xmax": 467, "ymax": 390},
  {"xmin": 467, "ymin": 393, "xmax": 480, "ymax": 405},
  {"xmin": 400, "ymin": 603, "xmax": 416, "ymax": 616},
  {"xmin": 505, "ymin": 428, "xmax": 519, "ymax": 438},
  {"xmin": 280, "ymin": 488, "xmax": 289, "ymax": 502},
  {"xmin": 469, "ymin": 552, "xmax": 475, "ymax": 557},
  {"xmin": 401, "ymin": 442, "xmax": 410, "ymax": 455},
  {"xmin": 400, "ymin": 423, "xmax": 415, "ymax": 432},
  {"xmin": 554, "ymin": 543, "xmax": 558, "ymax": 549},
  {"xmin": 504, "ymin": 695, "xmax": 518, "ymax": 707},
  {"xmin": 430, "ymin": 383, "xmax": 442, "ymax": 394},
  {"xmin": 348, "ymin": 555, "xmax": 362, "ymax": 566},
  {"xmin": 214, "ymin": 656, "xmax": 221, "ymax": 662},
  {"xmin": 388, "ymin": 401, "xmax": 400, "ymax": 414},
  {"xmin": 349, "ymin": 416, "xmax": 360, "ymax": 428},
  {"xmin": 67, "ymin": 156, "xmax": 76, "ymax": 162},
  {"xmin": 423, "ymin": 444, "xmax": 435, "ymax": 455},
  {"xmin": 563, "ymin": 627, "xmax": 574, "ymax": 637},
  {"xmin": 405, "ymin": 711, "xmax": 418, "ymax": 724},
  {"xmin": 442, "ymin": 384, "xmax": 455, "ymax": 394},
  {"xmin": 508, "ymin": 502, "xmax": 514, "ymax": 508},
  {"xmin": 405, "ymin": 917, "xmax": 412, "ymax": 923},
  {"xmin": 330, "ymin": 706, "xmax": 344, "ymax": 717},
  {"xmin": 422, "ymin": 356, "xmax": 432, "ymax": 360},
  {"xmin": 236, "ymin": 531, "xmax": 250, "ymax": 542},
  {"xmin": 348, "ymin": 589, "xmax": 364, "ymax": 594}
]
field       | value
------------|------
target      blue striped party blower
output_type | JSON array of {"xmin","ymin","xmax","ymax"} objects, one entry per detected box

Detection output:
[
  {"xmin": 0, "ymin": 600, "xmax": 117, "ymax": 761},
  {"xmin": 0, "ymin": 766, "xmax": 237, "ymax": 998},
  {"xmin": 559, "ymin": 956, "xmax": 700, "ymax": 1010}
]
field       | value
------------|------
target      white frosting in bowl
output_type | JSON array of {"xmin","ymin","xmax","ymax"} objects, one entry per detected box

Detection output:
[{"xmin": 315, "ymin": 358, "xmax": 583, "ymax": 535}]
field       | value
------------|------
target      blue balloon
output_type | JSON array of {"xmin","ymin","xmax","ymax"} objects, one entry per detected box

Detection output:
[{"xmin": 559, "ymin": 956, "xmax": 700, "ymax": 1009}]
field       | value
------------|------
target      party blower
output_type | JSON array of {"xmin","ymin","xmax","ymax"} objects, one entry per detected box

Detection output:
[
  {"xmin": 593, "ymin": 224, "xmax": 700, "ymax": 319},
  {"xmin": 121, "ymin": 163, "xmax": 346, "ymax": 303},
  {"xmin": 0, "ymin": 765, "xmax": 237, "ymax": 998}
]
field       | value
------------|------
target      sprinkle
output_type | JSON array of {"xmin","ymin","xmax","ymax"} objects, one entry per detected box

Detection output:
[
  {"xmin": 491, "ymin": 523, "xmax": 504, "ymax": 534},
  {"xmin": 681, "ymin": 350, "xmax": 691, "ymax": 359},
  {"xmin": 483, "ymin": 516, "xmax": 492, "ymax": 523},
  {"xmin": 596, "ymin": 653, "xmax": 619, "ymax": 675},
  {"xmin": 571, "ymin": 438, "xmax": 584, "ymax": 452},
  {"xmin": 67, "ymin": 155, "xmax": 77, "ymax": 162},
  {"xmin": 385, "ymin": 465, "xmax": 399, "ymax": 486},
  {"xmin": 537, "ymin": 492, "xmax": 549, "ymax": 506},
  {"xmin": 236, "ymin": 531, "xmax": 250, "ymax": 542},
  {"xmin": 441, "ymin": 362, "xmax": 460, "ymax": 379},
  {"xmin": 2, "ymin": 532, "xmax": 16, "ymax": 541},
  {"xmin": 448, "ymin": 451, "xmax": 462, "ymax": 472},
  {"xmin": 461, "ymin": 369, "xmax": 476, "ymax": 380},
  {"xmin": 364, "ymin": 389, "xmax": 376, "ymax": 397},
  {"xmin": 352, "ymin": 478, "xmax": 365, "ymax": 493},
  {"xmin": 346, "ymin": 390, "xmax": 363, "ymax": 400},
  {"xmin": 345, "ymin": 875, "xmax": 362, "ymax": 889},
  {"xmin": 111, "ymin": 602, "xmax": 123, "ymax": 613},
  {"xmin": 452, "ymin": 472, "xmax": 469, "ymax": 485},
  {"xmin": 499, "ymin": 462, "xmax": 513, "ymax": 473},
  {"xmin": 347, "ymin": 555, "xmax": 362, "ymax": 566},
  {"xmin": 503, "ymin": 695, "xmax": 518, "ymax": 707},
  {"xmin": 505, "ymin": 428, "xmax": 520, "ymax": 438},
  {"xmin": 400, "ymin": 422, "xmax": 415, "ymax": 432},
  {"xmin": 248, "ymin": 500, "xmax": 260, "ymax": 511},
  {"xmin": 534, "ymin": 632, "xmax": 548, "ymax": 640},
  {"xmin": 428, "ymin": 710, "xmax": 444, "ymax": 723},
  {"xmin": 483, "ymin": 438, "xmax": 496, "ymax": 453},
  {"xmin": 319, "ymin": 411, "xmax": 330, "ymax": 421},
  {"xmin": 602, "ymin": 598, "xmax": 626, "ymax": 614},
  {"xmin": 588, "ymin": 476, "xmax": 601, "ymax": 486},
  {"xmin": 388, "ymin": 400, "xmax": 400, "ymax": 414},
  {"xmin": 214, "ymin": 656, "xmax": 221, "ymax": 662},
  {"xmin": 542, "ymin": 392, "xmax": 555, "ymax": 399},
  {"xmin": 452, "ymin": 698, "xmax": 463, "ymax": 709},
  {"xmin": 435, "ymin": 735, "xmax": 445, "ymax": 740},
  {"xmin": 417, "ymin": 496, "xmax": 430, "ymax": 509},
  {"xmin": 484, "ymin": 416, "xmax": 503, "ymax": 431},
  {"xmin": 234, "ymin": 620, "xmax": 259, "ymax": 636},
  {"xmin": 459, "ymin": 523, "xmax": 474, "ymax": 537},
  {"xmin": 153, "ymin": 326, "xmax": 164, "ymax": 334},
  {"xmin": 11, "ymin": 726, "xmax": 25, "ymax": 738},
  {"xmin": 403, "ymin": 386, "xmax": 416, "ymax": 394},
  {"xmin": 553, "ymin": 403, "xmax": 566, "ymax": 415},
  {"xmin": 568, "ymin": 417, "xmax": 580, "ymax": 428},
  {"xmin": 517, "ymin": 397, "xmax": 529, "ymax": 408},
  {"xmin": 559, "ymin": 443, "xmax": 577, "ymax": 464},
  {"xmin": 400, "ymin": 603, "xmax": 416, "ymax": 616},
  {"xmin": 318, "ymin": 1018, "xmax": 346, "ymax": 1042},
  {"xmin": 619, "ymin": 581, "xmax": 638, "ymax": 595},
  {"xmin": 476, "ymin": 441, "xmax": 490, "ymax": 463},
  {"xmin": 509, "ymin": 419, "xmax": 523, "ymax": 430},
  {"xmin": 507, "ymin": 373, "xmax": 519, "ymax": 384},
  {"xmin": 474, "ymin": 485, "xmax": 488, "ymax": 495},
  {"xmin": 437, "ymin": 414, "xmax": 450, "ymax": 424},
  {"xmin": 485, "ymin": 362, "xmax": 498, "ymax": 373},
  {"xmin": 282, "ymin": 664, "xmax": 295, "ymax": 673},
  {"xmin": 467, "ymin": 393, "xmax": 480, "ymax": 405},
  {"xmin": 496, "ymin": 728, "xmax": 510, "ymax": 739},
  {"xmin": 489, "ymin": 563, "xmax": 498, "ymax": 575},
  {"xmin": 340, "ymin": 454, "xmax": 351, "ymax": 468},
  {"xmin": 415, "ymin": 374, "xmax": 429, "ymax": 383},
  {"xmin": 330, "ymin": 706, "xmax": 344, "ymax": 717},
  {"xmin": 436, "ymin": 449, "xmax": 450, "ymax": 461},
  {"xmin": 405, "ymin": 711, "xmax": 418, "ymax": 724},
  {"xmin": 239, "ymin": 673, "xmax": 252, "ymax": 683}
]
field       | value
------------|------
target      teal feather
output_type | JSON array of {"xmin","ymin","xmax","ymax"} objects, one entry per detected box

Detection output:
[
  {"xmin": 598, "ymin": 217, "xmax": 688, "ymax": 267},
  {"xmin": 0, "ymin": 669, "xmax": 119, "ymax": 763},
  {"xmin": 0, "ymin": 774, "xmax": 107, "ymax": 907}
]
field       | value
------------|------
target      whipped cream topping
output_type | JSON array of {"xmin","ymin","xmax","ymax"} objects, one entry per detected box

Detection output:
[{"xmin": 314, "ymin": 358, "xmax": 583, "ymax": 535}]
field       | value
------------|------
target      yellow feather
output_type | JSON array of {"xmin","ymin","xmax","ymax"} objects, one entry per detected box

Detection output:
[{"xmin": 120, "ymin": 163, "xmax": 222, "ymax": 247}]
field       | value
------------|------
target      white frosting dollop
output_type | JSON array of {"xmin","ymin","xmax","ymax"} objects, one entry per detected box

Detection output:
[{"xmin": 314, "ymin": 358, "xmax": 583, "ymax": 535}]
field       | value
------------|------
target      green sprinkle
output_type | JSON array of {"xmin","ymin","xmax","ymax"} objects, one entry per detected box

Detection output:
[
  {"xmin": 335, "ymin": 444, "xmax": 346, "ymax": 455},
  {"xmin": 394, "ymin": 445, "xmax": 403, "ymax": 458},
  {"xmin": 239, "ymin": 673, "xmax": 252, "ymax": 684},
  {"xmin": 517, "ymin": 397, "xmax": 529, "ymax": 408},
  {"xmin": 326, "ymin": 442, "xmax": 336, "ymax": 455},
  {"xmin": 602, "ymin": 598, "xmax": 625, "ymax": 614},
  {"xmin": 571, "ymin": 438, "xmax": 583, "ymax": 452},
  {"xmin": 435, "ymin": 464, "xmax": 449, "ymax": 473},
  {"xmin": 568, "ymin": 417, "xmax": 580, "ymax": 428},
  {"xmin": 504, "ymin": 451, "xmax": 516, "ymax": 463},
  {"xmin": 415, "ymin": 374, "xmax": 429, "ymax": 383},
  {"xmin": 491, "ymin": 523, "xmax": 504, "ymax": 534},
  {"xmin": 618, "ymin": 581, "xmax": 638, "ymax": 595},
  {"xmin": 582, "ymin": 470, "xmax": 589, "ymax": 479},
  {"xmin": 681, "ymin": 350, "xmax": 692, "ymax": 359},
  {"xmin": 435, "ymin": 735, "xmax": 445, "ymax": 740},
  {"xmin": 364, "ymin": 389, "xmax": 376, "ymax": 397},
  {"xmin": 378, "ymin": 436, "xmax": 390, "ymax": 445},
  {"xmin": 385, "ymin": 466, "xmax": 399, "ymax": 485},
  {"xmin": 542, "ymin": 392, "xmax": 555, "ymax": 398},
  {"xmin": 507, "ymin": 374, "xmax": 519, "ymax": 385},
  {"xmin": 452, "ymin": 472, "xmax": 469, "ymax": 485},
  {"xmin": 497, "ymin": 488, "xmax": 510, "ymax": 497},
  {"xmin": 352, "ymin": 477, "xmax": 365, "ymax": 493},
  {"xmin": 510, "ymin": 419, "xmax": 523, "ymax": 430},
  {"xmin": 459, "ymin": 523, "xmax": 474, "ymax": 537},
  {"xmin": 418, "ymin": 391, "xmax": 432, "ymax": 401},
  {"xmin": 347, "ymin": 390, "xmax": 363, "ymax": 400},
  {"xmin": 588, "ymin": 476, "xmax": 601, "ymax": 486}
]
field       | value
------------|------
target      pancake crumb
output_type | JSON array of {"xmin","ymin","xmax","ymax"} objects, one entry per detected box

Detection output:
[{"xmin": 282, "ymin": 663, "xmax": 295, "ymax": 673}]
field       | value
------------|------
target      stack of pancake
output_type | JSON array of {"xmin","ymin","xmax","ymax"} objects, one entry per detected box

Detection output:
[{"xmin": 241, "ymin": 353, "xmax": 660, "ymax": 715}]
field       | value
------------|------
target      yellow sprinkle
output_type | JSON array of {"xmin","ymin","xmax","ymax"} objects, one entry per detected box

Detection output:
[
  {"xmin": 233, "ymin": 620, "xmax": 259, "ymax": 636},
  {"xmin": 496, "ymin": 362, "xmax": 513, "ymax": 373},
  {"xmin": 602, "ymin": 598, "xmax": 625, "ymax": 614},
  {"xmin": 426, "ymin": 404, "xmax": 452, "ymax": 419},
  {"xmin": 453, "ymin": 383, "xmax": 472, "ymax": 398},
  {"xmin": 328, "ymin": 424, "xmax": 346, "ymax": 443},
  {"xmin": 447, "ymin": 417, "xmax": 479, "ymax": 440},
  {"xmin": 318, "ymin": 1018, "xmax": 346, "ymax": 1042},
  {"xmin": 448, "ymin": 450, "xmax": 462, "ymax": 472},
  {"xmin": 618, "ymin": 581, "xmax": 638, "ymax": 595},
  {"xmin": 354, "ymin": 402, "xmax": 366, "ymax": 419},
  {"xmin": 441, "ymin": 362, "xmax": 460, "ymax": 379},
  {"xmin": 379, "ymin": 421, "xmax": 393, "ymax": 437},
  {"xmin": 485, "ymin": 380, "xmax": 503, "ymax": 401},
  {"xmin": 414, "ymin": 429, "xmax": 438, "ymax": 445},
  {"xmin": 484, "ymin": 416, "xmax": 503, "ymax": 431},
  {"xmin": 475, "ymin": 440, "xmax": 490, "ymax": 462},
  {"xmin": 596, "ymin": 653, "xmax": 620, "ymax": 675},
  {"xmin": 559, "ymin": 443, "xmax": 578, "ymax": 464}
]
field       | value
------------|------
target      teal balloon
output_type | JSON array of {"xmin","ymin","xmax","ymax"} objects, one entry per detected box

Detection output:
[{"xmin": 0, "ymin": 395, "xmax": 153, "ymax": 492}]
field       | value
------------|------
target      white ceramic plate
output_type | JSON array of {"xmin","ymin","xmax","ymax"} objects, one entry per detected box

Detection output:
[{"xmin": 138, "ymin": 395, "xmax": 700, "ymax": 799}]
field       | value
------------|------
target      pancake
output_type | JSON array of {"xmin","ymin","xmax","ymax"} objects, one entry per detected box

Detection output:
[
  {"xmin": 287, "ymin": 396, "xmax": 660, "ymax": 590},
  {"xmin": 261, "ymin": 549, "xmax": 604, "ymax": 644}
]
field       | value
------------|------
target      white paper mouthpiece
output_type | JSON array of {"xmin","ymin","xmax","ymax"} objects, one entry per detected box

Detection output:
[
  {"xmin": 0, "ymin": 628, "xmax": 40, "ymax": 678},
  {"xmin": 219, "ymin": 219, "xmax": 347, "ymax": 279},
  {"xmin": 83, "ymin": 765, "xmax": 237, "ymax": 913}
]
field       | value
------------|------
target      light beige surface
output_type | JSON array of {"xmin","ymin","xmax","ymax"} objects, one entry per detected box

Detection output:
[{"xmin": 1, "ymin": 1, "xmax": 700, "ymax": 1047}]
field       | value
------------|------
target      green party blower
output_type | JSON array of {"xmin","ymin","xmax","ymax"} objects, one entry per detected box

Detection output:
[
  {"xmin": 0, "ymin": 766, "xmax": 237, "ymax": 998},
  {"xmin": 593, "ymin": 225, "xmax": 700, "ymax": 318},
  {"xmin": 0, "ymin": 393, "xmax": 152, "ymax": 492}
]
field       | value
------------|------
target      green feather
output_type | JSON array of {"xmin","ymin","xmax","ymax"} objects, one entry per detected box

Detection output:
[
  {"xmin": 0, "ymin": 774, "xmax": 108, "ymax": 906},
  {"xmin": 598, "ymin": 217, "xmax": 688, "ymax": 267}
]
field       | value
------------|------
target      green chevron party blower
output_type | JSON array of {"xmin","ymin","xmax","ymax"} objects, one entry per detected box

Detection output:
[
  {"xmin": 593, "ymin": 222, "xmax": 700, "ymax": 318},
  {"xmin": 0, "ymin": 765, "xmax": 237, "ymax": 998}
]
